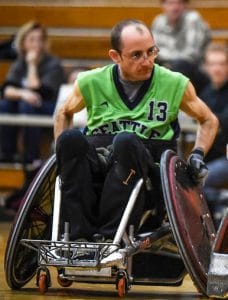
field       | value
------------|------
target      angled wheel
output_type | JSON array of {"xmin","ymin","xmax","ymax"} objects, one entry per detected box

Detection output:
[
  {"xmin": 4, "ymin": 155, "xmax": 57, "ymax": 289},
  {"xmin": 160, "ymin": 150, "xmax": 216, "ymax": 296}
]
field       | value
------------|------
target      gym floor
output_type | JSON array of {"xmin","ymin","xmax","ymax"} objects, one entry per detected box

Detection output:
[{"xmin": 1, "ymin": 222, "xmax": 210, "ymax": 300}]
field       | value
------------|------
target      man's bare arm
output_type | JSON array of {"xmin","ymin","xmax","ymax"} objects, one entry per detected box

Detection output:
[
  {"xmin": 54, "ymin": 82, "xmax": 85, "ymax": 142},
  {"xmin": 180, "ymin": 81, "xmax": 219, "ymax": 155}
]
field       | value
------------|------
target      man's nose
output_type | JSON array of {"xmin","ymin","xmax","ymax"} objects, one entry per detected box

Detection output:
[
  {"xmin": 141, "ymin": 54, "xmax": 152, "ymax": 64},
  {"xmin": 142, "ymin": 53, "xmax": 149, "ymax": 60}
]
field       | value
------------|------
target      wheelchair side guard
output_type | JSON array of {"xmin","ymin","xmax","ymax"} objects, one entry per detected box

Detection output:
[
  {"xmin": 160, "ymin": 150, "xmax": 216, "ymax": 296},
  {"xmin": 4, "ymin": 155, "xmax": 57, "ymax": 289},
  {"xmin": 207, "ymin": 210, "xmax": 228, "ymax": 298}
]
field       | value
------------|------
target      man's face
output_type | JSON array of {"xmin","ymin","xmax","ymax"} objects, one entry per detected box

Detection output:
[
  {"xmin": 204, "ymin": 51, "xmax": 228, "ymax": 88},
  {"xmin": 114, "ymin": 25, "xmax": 158, "ymax": 81},
  {"xmin": 162, "ymin": 0, "xmax": 186, "ymax": 24}
]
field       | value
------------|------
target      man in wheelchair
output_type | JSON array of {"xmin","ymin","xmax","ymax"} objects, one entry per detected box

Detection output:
[{"xmin": 54, "ymin": 19, "xmax": 218, "ymax": 244}]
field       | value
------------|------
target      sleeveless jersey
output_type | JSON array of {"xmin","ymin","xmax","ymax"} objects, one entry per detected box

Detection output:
[{"xmin": 77, "ymin": 63, "xmax": 189, "ymax": 140}]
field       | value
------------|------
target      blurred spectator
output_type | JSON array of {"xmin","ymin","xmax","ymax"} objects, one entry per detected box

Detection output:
[
  {"xmin": 0, "ymin": 67, "xmax": 87, "ymax": 220},
  {"xmin": 200, "ymin": 43, "xmax": 228, "ymax": 162},
  {"xmin": 151, "ymin": 0, "xmax": 211, "ymax": 93},
  {"xmin": 0, "ymin": 21, "xmax": 65, "ymax": 164},
  {"xmin": 54, "ymin": 67, "xmax": 88, "ymax": 129},
  {"xmin": 200, "ymin": 43, "xmax": 228, "ymax": 229}
]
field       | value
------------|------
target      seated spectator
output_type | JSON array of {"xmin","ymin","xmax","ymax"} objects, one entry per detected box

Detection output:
[
  {"xmin": 0, "ymin": 21, "xmax": 65, "ymax": 164},
  {"xmin": 199, "ymin": 43, "xmax": 228, "ymax": 229},
  {"xmin": 54, "ymin": 67, "xmax": 88, "ymax": 129},
  {"xmin": 151, "ymin": 0, "xmax": 211, "ymax": 93},
  {"xmin": 200, "ymin": 43, "xmax": 228, "ymax": 162}
]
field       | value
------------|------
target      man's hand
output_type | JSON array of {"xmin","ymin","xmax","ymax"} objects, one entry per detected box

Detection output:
[
  {"xmin": 96, "ymin": 146, "xmax": 113, "ymax": 165},
  {"xmin": 187, "ymin": 149, "xmax": 208, "ymax": 185}
]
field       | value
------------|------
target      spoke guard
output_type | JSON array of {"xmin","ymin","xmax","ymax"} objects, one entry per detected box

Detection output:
[{"xmin": 160, "ymin": 150, "xmax": 216, "ymax": 295}]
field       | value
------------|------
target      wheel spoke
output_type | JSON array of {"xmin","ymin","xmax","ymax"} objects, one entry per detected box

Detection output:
[{"xmin": 5, "ymin": 156, "xmax": 56, "ymax": 289}]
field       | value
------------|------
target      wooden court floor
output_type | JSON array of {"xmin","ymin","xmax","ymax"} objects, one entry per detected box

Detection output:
[{"xmin": 0, "ymin": 222, "xmax": 210, "ymax": 300}]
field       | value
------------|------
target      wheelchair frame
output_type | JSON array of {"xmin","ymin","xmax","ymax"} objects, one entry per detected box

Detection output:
[{"xmin": 5, "ymin": 150, "xmax": 225, "ymax": 298}]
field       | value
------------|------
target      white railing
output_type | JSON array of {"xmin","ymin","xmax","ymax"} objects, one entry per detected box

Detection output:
[
  {"xmin": 0, "ymin": 114, "xmax": 54, "ymax": 127},
  {"xmin": 0, "ymin": 111, "xmax": 87, "ymax": 129},
  {"xmin": 0, "ymin": 113, "xmax": 197, "ymax": 131}
]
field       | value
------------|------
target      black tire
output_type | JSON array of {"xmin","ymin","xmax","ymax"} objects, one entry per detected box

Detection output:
[{"xmin": 4, "ymin": 155, "xmax": 57, "ymax": 289}]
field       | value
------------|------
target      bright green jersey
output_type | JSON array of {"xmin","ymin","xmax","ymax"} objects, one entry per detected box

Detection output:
[{"xmin": 77, "ymin": 64, "xmax": 189, "ymax": 140}]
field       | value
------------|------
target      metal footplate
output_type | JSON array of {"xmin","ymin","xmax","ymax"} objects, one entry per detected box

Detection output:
[
  {"xmin": 20, "ymin": 222, "xmax": 175, "ymax": 270},
  {"xmin": 20, "ymin": 239, "xmax": 120, "ymax": 268}
]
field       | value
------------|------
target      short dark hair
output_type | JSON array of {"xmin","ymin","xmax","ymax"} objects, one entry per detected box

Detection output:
[
  {"xmin": 110, "ymin": 19, "xmax": 148, "ymax": 52},
  {"xmin": 204, "ymin": 43, "xmax": 228, "ymax": 62}
]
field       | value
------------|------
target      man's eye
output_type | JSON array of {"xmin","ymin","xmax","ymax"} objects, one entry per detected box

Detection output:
[{"xmin": 132, "ymin": 52, "xmax": 141, "ymax": 59}]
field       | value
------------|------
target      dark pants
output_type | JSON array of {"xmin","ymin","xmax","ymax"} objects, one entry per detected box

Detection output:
[
  {"xmin": 56, "ymin": 129, "xmax": 177, "ymax": 240},
  {"xmin": 0, "ymin": 99, "xmax": 55, "ymax": 162}
]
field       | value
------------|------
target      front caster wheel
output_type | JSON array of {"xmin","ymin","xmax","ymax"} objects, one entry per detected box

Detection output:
[
  {"xmin": 36, "ymin": 267, "xmax": 51, "ymax": 294},
  {"xmin": 117, "ymin": 277, "xmax": 127, "ymax": 297},
  {"xmin": 116, "ymin": 270, "xmax": 130, "ymax": 298},
  {"xmin": 38, "ymin": 274, "xmax": 48, "ymax": 294},
  {"xmin": 57, "ymin": 276, "xmax": 73, "ymax": 287}
]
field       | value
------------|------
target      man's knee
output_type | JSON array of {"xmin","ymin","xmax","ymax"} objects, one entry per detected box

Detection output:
[
  {"xmin": 56, "ymin": 129, "xmax": 89, "ymax": 163},
  {"xmin": 113, "ymin": 132, "xmax": 145, "ymax": 167},
  {"xmin": 113, "ymin": 132, "xmax": 154, "ymax": 179},
  {"xmin": 113, "ymin": 132, "xmax": 138, "ymax": 156}
]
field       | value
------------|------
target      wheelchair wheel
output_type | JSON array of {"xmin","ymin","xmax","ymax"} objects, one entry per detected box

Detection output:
[
  {"xmin": 57, "ymin": 276, "xmax": 73, "ymax": 287},
  {"xmin": 38, "ymin": 274, "xmax": 48, "ymax": 294},
  {"xmin": 160, "ymin": 150, "xmax": 216, "ymax": 296},
  {"xmin": 116, "ymin": 270, "xmax": 129, "ymax": 298},
  {"xmin": 117, "ymin": 277, "xmax": 127, "ymax": 298},
  {"xmin": 4, "ymin": 155, "xmax": 57, "ymax": 289},
  {"xmin": 37, "ymin": 267, "xmax": 51, "ymax": 294}
]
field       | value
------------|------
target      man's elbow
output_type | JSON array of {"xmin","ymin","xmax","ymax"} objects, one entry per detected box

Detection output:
[
  {"xmin": 56, "ymin": 106, "xmax": 70, "ymax": 121},
  {"xmin": 211, "ymin": 113, "xmax": 219, "ymax": 134}
]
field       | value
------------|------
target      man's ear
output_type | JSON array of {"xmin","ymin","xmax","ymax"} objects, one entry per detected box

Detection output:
[{"xmin": 109, "ymin": 49, "xmax": 121, "ymax": 63}]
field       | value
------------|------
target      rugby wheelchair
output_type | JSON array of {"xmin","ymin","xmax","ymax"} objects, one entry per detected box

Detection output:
[{"xmin": 4, "ymin": 149, "xmax": 228, "ymax": 298}]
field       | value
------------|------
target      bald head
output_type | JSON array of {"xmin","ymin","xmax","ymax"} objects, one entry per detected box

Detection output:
[{"xmin": 110, "ymin": 19, "xmax": 153, "ymax": 52}]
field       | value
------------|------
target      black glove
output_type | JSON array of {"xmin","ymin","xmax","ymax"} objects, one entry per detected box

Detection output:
[
  {"xmin": 96, "ymin": 146, "xmax": 113, "ymax": 169},
  {"xmin": 187, "ymin": 148, "xmax": 208, "ymax": 185}
]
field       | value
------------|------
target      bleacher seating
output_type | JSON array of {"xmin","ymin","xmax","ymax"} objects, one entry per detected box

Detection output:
[
  {"xmin": 0, "ymin": 0, "xmax": 227, "ymax": 189},
  {"xmin": 0, "ymin": 1, "xmax": 227, "ymax": 84}
]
